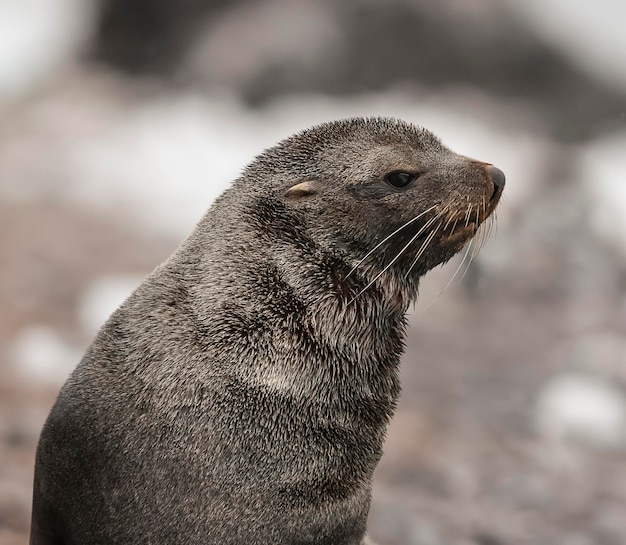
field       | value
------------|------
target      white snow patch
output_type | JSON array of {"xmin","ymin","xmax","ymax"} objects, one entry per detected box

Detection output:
[
  {"xmin": 11, "ymin": 325, "xmax": 81, "ymax": 384},
  {"xmin": 78, "ymin": 275, "xmax": 143, "ymax": 337},
  {"xmin": 0, "ymin": 0, "xmax": 95, "ymax": 98},
  {"xmin": 536, "ymin": 373, "xmax": 626, "ymax": 450},
  {"xmin": 66, "ymin": 97, "xmax": 251, "ymax": 236},
  {"xmin": 580, "ymin": 131, "xmax": 626, "ymax": 261}
]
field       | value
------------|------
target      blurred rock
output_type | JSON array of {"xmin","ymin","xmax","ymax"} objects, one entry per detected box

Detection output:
[
  {"xmin": 0, "ymin": 480, "xmax": 31, "ymax": 534},
  {"xmin": 91, "ymin": 0, "xmax": 231, "ymax": 75},
  {"xmin": 187, "ymin": 0, "xmax": 341, "ymax": 95},
  {"xmin": 551, "ymin": 333, "xmax": 626, "ymax": 386},
  {"xmin": 505, "ymin": 0, "xmax": 626, "ymax": 93},
  {"xmin": 369, "ymin": 500, "xmax": 448, "ymax": 545},
  {"xmin": 91, "ymin": 0, "xmax": 626, "ymax": 141}
]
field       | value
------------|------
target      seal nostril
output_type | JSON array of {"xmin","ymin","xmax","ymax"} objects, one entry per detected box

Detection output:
[{"xmin": 487, "ymin": 165, "xmax": 505, "ymax": 191}]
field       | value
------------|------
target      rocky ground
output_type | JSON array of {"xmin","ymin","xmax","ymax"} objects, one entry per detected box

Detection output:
[{"xmin": 2, "ymin": 1, "xmax": 626, "ymax": 543}]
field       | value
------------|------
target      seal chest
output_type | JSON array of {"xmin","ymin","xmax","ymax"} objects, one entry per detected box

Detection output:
[{"xmin": 30, "ymin": 117, "xmax": 504, "ymax": 545}]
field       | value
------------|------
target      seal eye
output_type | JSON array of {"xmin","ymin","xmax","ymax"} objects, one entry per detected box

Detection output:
[{"xmin": 385, "ymin": 171, "xmax": 417, "ymax": 189}]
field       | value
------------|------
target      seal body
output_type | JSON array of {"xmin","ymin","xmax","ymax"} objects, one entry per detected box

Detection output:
[{"xmin": 30, "ymin": 118, "xmax": 503, "ymax": 545}]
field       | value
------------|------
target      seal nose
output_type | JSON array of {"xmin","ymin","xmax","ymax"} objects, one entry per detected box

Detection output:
[{"xmin": 487, "ymin": 165, "xmax": 505, "ymax": 192}]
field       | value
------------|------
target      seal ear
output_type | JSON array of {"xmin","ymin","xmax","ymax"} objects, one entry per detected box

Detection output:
[{"xmin": 284, "ymin": 181, "xmax": 318, "ymax": 198}]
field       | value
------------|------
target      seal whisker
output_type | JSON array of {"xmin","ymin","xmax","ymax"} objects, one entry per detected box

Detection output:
[
  {"xmin": 422, "ymin": 237, "xmax": 474, "ymax": 310},
  {"xmin": 480, "ymin": 225, "xmax": 489, "ymax": 255},
  {"xmin": 403, "ymin": 221, "xmax": 441, "ymax": 278},
  {"xmin": 491, "ymin": 213, "xmax": 498, "ymax": 242},
  {"xmin": 437, "ymin": 200, "xmax": 454, "ymax": 230},
  {"xmin": 459, "ymin": 249, "xmax": 474, "ymax": 283},
  {"xmin": 443, "ymin": 205, "xmax": 457, "ymax": 232},
  {"xmin": 459, "ymin": 239, "xmax": 480, "ymax": 285},
  {"xmin": 464, "ymin": 203, "xmax": 472, "ymax": 227},
  {"xmin": 474, "ymin": 218, "xmax": 490, "ymax": 259},
  {"xmin": 350, "ymin": 214, "xmax": 441, "ymax": 301},
  {"xmin": 473, "ymin": 210, "xmax": 495, "ymax": 260},
  {"xmin": 345, "ymin": 204, "xmax": 438, "ymax": 279},
  {"xmin": 471, "ymin": 225, "xmax": 485, "ymax": 260},
  {"xmin": 483, "ymin": 215, "xmax": 496, "ymax": 252}
]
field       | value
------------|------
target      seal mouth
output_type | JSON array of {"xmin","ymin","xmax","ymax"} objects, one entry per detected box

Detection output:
[
  {"xmin": 441, "ymin": 201, "xmax": 492, "ymax": 237},
  {"xmin": 440, "ymin": 164, "xmax": 504, "ymax": 242}
]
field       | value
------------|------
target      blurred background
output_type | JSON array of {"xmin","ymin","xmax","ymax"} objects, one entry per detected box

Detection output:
[{"xmin": 1, "ymin": 0, "xmax": 626, "ymax": 543}]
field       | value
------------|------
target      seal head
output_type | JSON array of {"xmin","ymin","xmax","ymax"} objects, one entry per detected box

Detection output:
[{"xmin": 248, "ymin": 117, "xmax": 503, "ymax": 306}]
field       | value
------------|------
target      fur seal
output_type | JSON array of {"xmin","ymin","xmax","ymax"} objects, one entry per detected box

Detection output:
[{"xmin": 30, "ymin": 117, "xmax": 504, "ymax": 545}]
